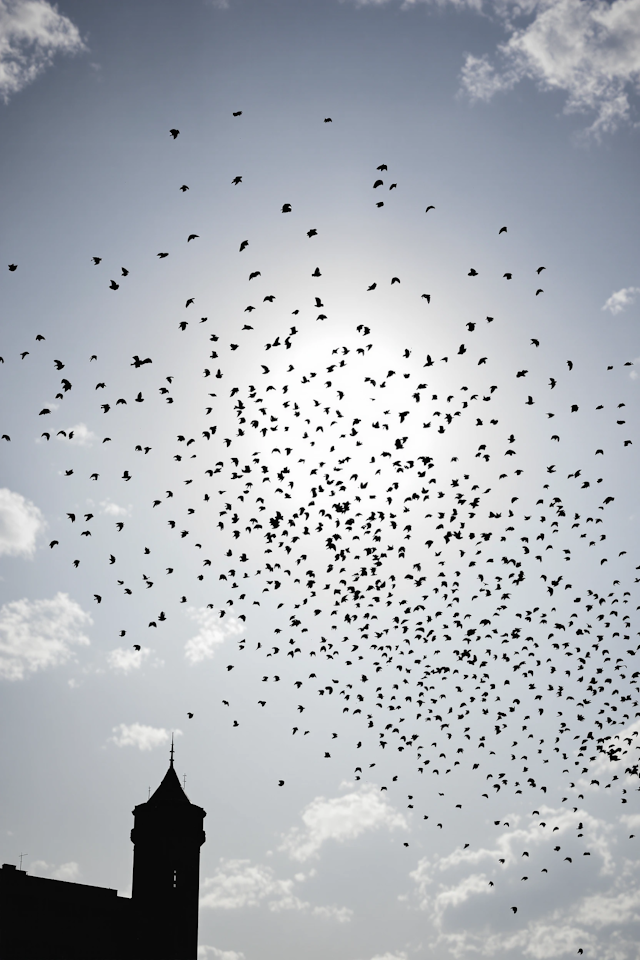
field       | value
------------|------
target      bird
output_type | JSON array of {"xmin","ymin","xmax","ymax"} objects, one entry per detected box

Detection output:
[
  {"xmin": 282, "ymin": 203, "xmax": 292, "ymax": 213},
  {"xmin": 169, "ymin": 128, "xmax": 179, "ymax": 138},
  {"xmin": 232, "ymin": 176, "xmax": 242, "ymax": 185},
  {"xmin": 187, "ymin": 234, "xmax": 199, "ymax": 242},
  {"xmin": 239, "ymin": 240, "xmax": 249, "ymax": 251},
  {"xmin": 188, "ymin": 712, "xmax": 194, "ymax": 719},
  {"xmin": 157, "ymin": 252, "xmax": 169, "ymax": 258},
  {"xmin": 180, "ymin": 185, "xmax": 189, "ymax": 191},
  {"xmin": 109, "ymin": 280, "xmax": 119, "ymax": 290},
  {"xmin": 499, "ymin": 226, "xmax": 507, "ymax": 234},
  {"xmin": 8, "ymin": 263, "xmax": 17, "ymax": 271},
  {"xmin": 425, "ymin": 205, "xmax": 435, "ymax": 212},
  {"xmin": 92, "ymin": 257, "xmax": 102, "ymax": 265},
  {"xmin": 233, "ymin": 110, "xmax": 242, "ymax": 116}
]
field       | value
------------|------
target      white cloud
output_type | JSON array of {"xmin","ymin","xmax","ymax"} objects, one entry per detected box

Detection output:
[
  {"xmin": 280, "ymin": 783, "xmax": 408, "ymax": 862},
  {"xmin": 56, "ymin": 423, "xmax": 96, "ymax": 446},
  {"xmin": 363, "ymin": 953, "xmax": 408, "ymax": 960},
  {"xmin": 200, "ymin": 859, "xmax": 308, "ymax": 912},
  {"xmin": 407, "ymin": 807, "xmax": 640, "ymax": 960},
  {"xmin": 109, "ymin": 723, "xmax": 181, "ymax": 752},
  {"xmin": 460, "ymin": 0, "xmax": 640, "ymax": 137},
  {"xmin": 29, "ymin": 859, "xmax": 81, "ymax": 881},
  {"xmin": 602, "ymin": 286, "xmax": 640, "ymax": 315},
  {"xmin": 312, "ymin": 904, "xmax": 353, "ymax": 922},
  {"xmin": 106, "ymin": 646, "xmax": 151, "ymax": 673},
  {"xmin": 200, "ymin": 858, "xmax": 351, "ymax": 921},
  {"xmin": 99, "ymin": 499, "xmax": 130, "ymax": 517},
  {"xmin": 184, "ymin": 607, "xmax": 245, "ymax": 664},
  {"xmin": 198, "ymin": 948, "xmax": 245, "ymax": 960},
  {"xmin": 0, "ymin": 592, "xmax": 91, "ymax": 681},
  {"xmin": 0, "ymin": 0, "xmax": 85, "ymax": 101},
  {"xmin": 348, "ymin": 0, "xmax": 640, "ymax": 136},
  {"xmin": 0, "ymin": 488, "xmax": 44, "ymax": 558}
]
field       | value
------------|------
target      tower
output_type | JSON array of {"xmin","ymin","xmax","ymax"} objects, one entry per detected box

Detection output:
[{"xmin": 130, "ymin": 739, "xmax": 206, "ymax": 960}]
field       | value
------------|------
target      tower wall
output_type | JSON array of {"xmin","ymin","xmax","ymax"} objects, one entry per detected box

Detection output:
[{"xmin": 130, "ymin": 771, "xmax": 206, "ymax": 960}]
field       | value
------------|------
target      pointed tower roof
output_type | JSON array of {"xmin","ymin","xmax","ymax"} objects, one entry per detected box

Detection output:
[{"xmin": 146, "ymin": 734, "xmax": 190, "ymax": 807}]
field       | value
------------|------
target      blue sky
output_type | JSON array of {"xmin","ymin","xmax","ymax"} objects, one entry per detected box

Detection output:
[{"xmin": 1, "ymin": 2, "xmax": 640, "ymax": 959}]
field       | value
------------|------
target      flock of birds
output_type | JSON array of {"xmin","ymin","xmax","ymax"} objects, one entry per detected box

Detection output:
[{"xmin": 3, "ymin": 119, "xmax": 639, "ymax": 933}]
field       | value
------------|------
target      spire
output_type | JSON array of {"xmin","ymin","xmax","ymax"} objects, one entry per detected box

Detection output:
[
  {"xmin": 170, "ymin": 732, "xmax": 175, "ymax": 768},
  {"xmin": 147, "ymin": 760, "xmax": 190, "ymax": 807}
]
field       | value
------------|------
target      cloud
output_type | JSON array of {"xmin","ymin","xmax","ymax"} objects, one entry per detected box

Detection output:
[
  {"xmin": 311, "ymin": 904, "xmax": 353, "ymax": 922},
  {"xmin": 184, "ymin": 607, "xmax": 245, "ymax": 664},
  {"xmin": 200, "ymin": 859, "xmax": 308, "ymax": 912},
  {"xmin": 99, "ymin": 500, "xmax": 130, "ymax": 517},
  {"xmin": 347, "ymin": 0, "xmax": 640, "ymax": 136},
  {"xmin": 109, "ymin": 723, "xmax": 181, "ymax": 751},
  {"xmin": 0, "ymin": 488, "xmax": 44, "ymax": 558},
  {"xmin": 0, "ymin": 0, "xmax": 85, "ymax": 102},
  {"xmin": 280, "ymin": 783, "xmax": 408, "ymax": 862},
  {"xmin": 106, "ymin": 646, "xmax": 151, "ymax": 673},
  {"xmin": 407, "ymin": 806, "xmax": 640, "ymax": 960},
  {"xmin": 356, "ymin": 953, "xmax": 408, "ymax": 960},
  {"xmin": 0, "ymin": 592, "xmax": 91, "ymax": 681},
  {"xmin": 198, "ymin": 948, "xmax": 245, "ymax": 960},
  {"xmin": 29, "ymin": 859, "xmax": 81, "ymax": 881},
  {"xmin": 602, "ymin": 286, "xmax": 640, "ymax": 315},
  {"xmin": 200, "ymin": 859, "xmax": 352, "ymax": 921},
  {"xmin": 56, "ymin": 423, "xmax": 96, "ymax": 447},
  {"xmin": 459, "ymin": 0, "xmax": 640, "ymax": 137}
]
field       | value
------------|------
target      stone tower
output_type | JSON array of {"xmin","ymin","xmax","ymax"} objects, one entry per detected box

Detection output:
[{"xmin": 130, "ymin": 741, "xmax": 206, "ymax": 960}]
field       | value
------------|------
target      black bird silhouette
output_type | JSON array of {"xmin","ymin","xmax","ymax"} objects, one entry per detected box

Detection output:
[{"xmin": 169, "ymin": 128, "xmax": 179, "ymax": 138}]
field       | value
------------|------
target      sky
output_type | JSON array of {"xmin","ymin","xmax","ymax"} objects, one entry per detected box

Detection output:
[{"xmin": 1, "ymin": 1, "xmax": 640, "ymax": 959}]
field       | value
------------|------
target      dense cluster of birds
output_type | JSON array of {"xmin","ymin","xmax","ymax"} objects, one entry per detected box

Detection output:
[{"xmin": 3, "ymin": 119, "xmax": 639, "ymax": 929}]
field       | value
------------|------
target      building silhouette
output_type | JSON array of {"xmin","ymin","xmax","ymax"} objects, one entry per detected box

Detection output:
[{"xmin": 0, "ymin": 744, "xmax": 206, "ymax": 960}]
